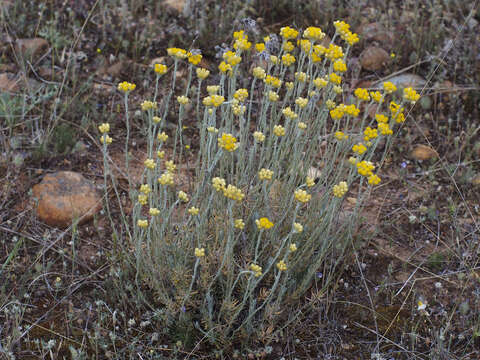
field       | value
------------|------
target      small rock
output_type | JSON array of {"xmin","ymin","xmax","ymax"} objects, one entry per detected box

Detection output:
[
  {"xmin": 15, "ymin": 38, "xmax": 49, "ymax": 61},
  {"xmin": 380, "ymin": 73, "xmax": 426, "ymax": 89},
  {"xmin": 93, "ymin": 83, "xmax": 114, "ymax": 95},
  {"xmin": 32, "ymin": 171, "xmax": 102, "ymax": 228},
  {"xmin": 411, "ymin": 145, "xmax": 438, "ymax": 161},
  {"xmin": 359, "ymin": 46, "xmax": 390, "ymax": 71}
]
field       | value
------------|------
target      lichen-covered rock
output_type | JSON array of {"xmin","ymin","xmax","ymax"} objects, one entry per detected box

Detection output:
[{"xmin": 32, "ymin": 171, "xmax": 101, "ymax": 228}]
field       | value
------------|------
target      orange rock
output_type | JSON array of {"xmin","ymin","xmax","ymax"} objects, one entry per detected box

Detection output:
[
  {"xmin": 411, "ymin": 145, "xmax": 438, "ymax": 161},
  {"xmin": 359, "ymin": 46, "xmax": 390, "ymax": 71},
  {"xmin": 32, "ymin": 171, "xmax": 101, "ymax": 228}
]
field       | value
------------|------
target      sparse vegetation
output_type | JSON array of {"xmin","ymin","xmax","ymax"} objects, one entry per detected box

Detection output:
[{"xmin": 1, "ymin": 0, "xmax": 479, "ymax": 359}]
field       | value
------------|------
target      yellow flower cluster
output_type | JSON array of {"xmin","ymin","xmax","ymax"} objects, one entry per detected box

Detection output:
[
  {"xmin": 223, "ymin": 184, "xmax": 245, "ymax": 202},
  {"xmin": 195, "ymin": 247, "xmax": 205, "ymax": 257},
  {"xmin": 313, "ymin": 77, "xmax": 328, "ymax": 89},
  {"xmin": 137, "ymin": 219, "xmax": 148, "ymax": 228},
  {"xmin": 354, "ymin": 88, "xmax": 370, "ymax": 101},
  {"xmin": 282, "ymin": 53, "xmax": 296, "ymax": 66},
  {"xmin": 100, "ymin": 134, "xmax": 112, "ymax": 145},
  {"xmin": 252, "ymin": 66, "xmax": 266, "ymax": 79},
  {"xmin": 268, "ymin": 91, "xmax": 279, "ymax": 102},
  {"xmin": 256, "ymin": 217, "xmax": 274, "ymax": 230},
  {"xmin": 141, "ymin": 100, "xmax": 157, "ymax": 111},
  {"xmin": 165, "ymin": 160, "xmax": 176, "ymax": 172},
  {"xmin": 368, "ymin": 174, "xmax": 381, "ymax": 185},
  {"xmin": 293, "ymin": 222, "xmax": 303, "ymax": 233},
  {"xmin": 177, "ymin": 96, "xmax": 190, "ymax": 105},
  {"xmin": 232, "ymin": 101, "xmax": 246, "ymax": 116},
  {"xmin": 332, "ymin": 181, "xmax": 348, "ymax": 197},
  {"xmin": 196, "ymin": 67, "xmax": 210, "ymax": 80},
  {"xmin": 390, "ymin": 101, "xmax": 405, "ymax": 123},
  {"xmin": 118, "ymin": 81, "xmax": 136, "ymax": 93},
  {"xmin": 153, "ymin": 116, "xmax": 161, "ymax": 123},
  {"xmin": 330, "ymin": 105, "xmax": 345, "ymax": 120},
  {"xmin": 188, "ymin": 206, "xmax": 199, "ymax": 215},
  {"xmin": 203, "ymin": 95, "xmax": 225, "ymax": 107},
  {"xmin": 282, "ymin": 106, "xmax": 298, "ymax": 119},
  {"xmin": 234, "ymin": 219, "xmax": 245, "ymax": 229},
  {"xmin": 138, "ymin": 194, "xmax": 148, "ymax": 205},
  {"xmin": 158, "ymin": 172, "xmax": 174, "ymax": 186},
  {"xmin": 258, "ymin": 168, "xmax": 273, "ymax": 181},
  {"xmin": 207, "ymin": 85, "xmax": 220, "ymax": 95},
  {"xmin": 234, "ymin": 88, "xmax": 248, "ymax": 102},
  {"xmin": 333, "ymin": 20, "xmax": 359, "ymax": 45},
  {"xmin": 178, "ymin": 191, "xmax": 189, "ymax": 202},
  {"xmin": 356, "ymin": 160, "xmax": 375, "ymax": 176},
  {"xmin": 218, "ymin": 133, "xmax": 239, "ymax": 152},
  {"xmin": 375, "ymin": 114, "xmax": 388, "ymax": 123},
  {"xmin": 370, "ymin": 91, "xmax": 382, "ymax": 102},
  {"xmin": 223, "ymin": 51, "xmax": 241, "ymax": 66},
  {"xmin": 303, "ymin": 26, "xmax": 325, "ymax": 41},
  {"xmin": 140, "ymin": 184, "xmax": 151, "ymax": 194},
  {"xmin": 149, "ymin": 208, "xmax": 160, "ymax": 216},
  {"xmin": 335, "ymin": 131, "xmax": 347, "ymax": 140},
  {"xmin": 255, "ymin": 43, "xmax": 265, "ymax": 52},
  {"xmin": 253, "ymin": 131, "xmax": 265, "ymax": 142},
  {"xmin": 306, "ymin": 176, "xmax": 315, "ymax": 187},
  {"xmin": 273, "ymin": 125, "xmax": 285, "ymax": 137},
  {"xmin": 333, "ymin": 59, "xmax": 347, "ymax": 73},
  {"xmin": 289, "ymin": 243, "xmax": 297, "ymax": 252},
  {"xmin": 219, "ymin": 61, "xmax": 232, "ymax": 74},
  {"xmin": 294, "ymin": 189, "xmax": 311, "ymax": 203},
  {"xmin": 250, "ymin": 264, "xmax": 262, "ymax": 277},
  {"xmin": 283, "ymin": 41, "xmax": 295, "ymax": 52},
  {"xmin": 144, "ymin": 158, "xmax": 155, "ymax": 170},
  {"xmin": 378, "ymin": 122, "xmax": 393, "ymax": 135},
  {"xmin": 329, "ymin": 72, "xmax": 342, "ymax": 84},
  {"xmin": 98, "ymin": 123, "xmax": 110, "ymax": 134},
  {"xmin": 280, "ymin": 26, "xmax": 299, "ymax": 40},
  {"xmin": 276, "ymin": 260, "xmax": 287, "ymax": 271},
  {"xmin": 403, "ymin": 87, "xmax": 420, "ymax": 103},
  {"xmin": 212, "ymin": 177, "xmax": 226, "ymax": 191},
  {"xmin": 167, "ymin": 47, "xmax": 187, "ymax": 59},
  {"xmin": 187, "ymin": 52, "xmax": 202, "ymax": 65},
  {"xmin": 154, "ymin": 63, "xmax": 167, "ymax": 75},
  {"xmin": 298, "ymin": 122, "xmax": 307, "ymax": 130},
  {"xmin": 363, "ymin": 127, "xmax": 378, "ymax": 141},
  {"xmin": 345, "ymin": 104, "xmax": 360, "ymax": 117},
  {"xmin": 295, "ymin": 97, "xmax": 308, "ymax": 109},
  {"xmin": 325, "ymin": 43, "xmax": 344, "ymax": 61},
  {"xmin": 265, "ymin": 75, "xmax": 282, "ymax": 88},
  {"xmin": 157, "ymin": 131, "xmax": 168, "ymax": 142},
  {"xmin": 352, "ymin": 143, "xmax": 367, "ymax": 155},
  {"xmin": 295, "ymin": 71, "xmax": 307, "ymax": 82},
  {"xmin": 383, "ymin": 81, "xmax": 397, "ymax": 94},
  {"xmin": 233, "ymin": 30, "xmax": 251, "ymax": 50}
]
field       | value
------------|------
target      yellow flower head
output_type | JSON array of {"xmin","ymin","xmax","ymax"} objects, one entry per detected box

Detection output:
[
  {"xmin": 335, "ymin": 131, "xmax": 347, "ymax": 140},
  {"xmin": 140, "ymin": 184, "xmax": 151, "ymax": 194},
  {"xmin": 212, "ymin": 177, "xmax": 226, "ymax": 192},
  {"xmin": 194, "ymin": 247, "xmax": 205, "ymax": 257},
  {"xmin": 363, "ymin": 127, "xmax": 378, "ymax": 141},
  {"xmin": 144, "ymin": 158, "xmax": 155, "ymax": 170},
  {"xmin": 218, "ymin": 133, "xmax": 239, "ymax": 152},
  {"xmin": 137, "ymin": 219, "xmax": 148, "ymax": 228},
  {"xmin": 281, "ymin": 53, "xmax": 296, "ymax": 66},
  {"xmin": 138, "ymin": 194, "xmax": 148, "ymax": 205},
  {"xmin": 256, "ymin": 217, "xmax": 274, "ymax": 230},
  {"xmin": 298, "ymin": 122, "xmax": 307, "ymax": 130},
  {"xmin": 377, "ymin": 122, "xmax": 393, "ymax": 136},
  {"xmin": 218, "ymin": 61, "xmax": 232, "ymax": 74},
  {"xmin": 153, "ymin": 116, "xmax": 161, "ymax": 124},
  {"xmin": 375, "ymin": 114, "xmax": 389, "ymax": 123},
  {"xmin": 167, "ymin": 47, "xmax": 187, "ymax": 59},
  {"xmin": 207, "ymin": 85, "xmax": 220, "ymax": 95},
  {"xmin": 141, "ymin": 100, "xmax": 157, "ymax": 111},
  {"xmin": 276, "ymin": 260, "xmax": 287, "ymax": 271},
  {"xmin": 196, "ymin": 67, "xmax": 210, "ymax": 80},
  {"xmin": 354, "ymin": 88, "xmax": 371, "ymax": 102},
  {"xmin": 165, "ymin": 160, "xmax": 176, "ymax": 173},
  {"xmin": 285, "ymin": 81, "xmax": 294, "ymax": 91},
  {"xmin": 98, "ymin": 123, "xmax": 110, "ymax": 134},
  {"xmin": 383, "ymin": 81, "xmax": 397, "ymax": 94},
  {"xmin": 356, "ymin": 160, "xmax": 375, "ymax": 176},
  {"xmin": 295, "ymin": 71, "xmax": 307, "ymax": 83},
  {"xmin": 370, "ymin": 91, "xmax": 382, "ymax": 102},
  {"xmin": 403, "ymin": 87, "xmax": 420, "ymax": 103},
  {"xmin": 289, "ymin": 243, "xmax": 298, "ymax": 252},
  {"xmin": 177, "ymin": 96, "xmax": 190, "ymax": 105},
  {"xmin": 203, "ymin": 95, "xmax": 225, "ymax": 107},
  {"xmin": 270, "ymin": 55, "xmax": 278, "ymax": 64},
  {"xmin": 223, "ymin": 184, "xmax": 245, "ymax": 202},
  {"xmin": 298, "ymin": 39, "xmax": 312, "ymax": 53},
  {"xmin": 234, "ymin": 88, "xmax": 249, "ymax": 102},
  {"xmin": 223, "ymin": 51, "xmax": 241, "ymax": 66},
  {"xmin": 265, "ymin": 75, "xmax": 282, "ymax": 88},
  {"xmin": 149, "ymin": 208, "xmax": 160, "ymax": 216},
  {"xmin": 234, "ymin": 219, "xmax": 245, "ymax": 230},
  {"xmin": 252, "ymin": 66, "xmax": 266, "ymax": 79},
  {"xmin": 157, "ymin": 150, "xmax": 165, "ymax": 159},
  {"xmin": 100, "ymin": 134, "xmax": 112, "ymax": 145},
  {"xmin": 255, "ymin": 42, "xmax": 265, "ymax": 52},
  {"xmin": 280, "ymin": 26, "xmax": 299, "ymax": 40},
  {"xmin": 303, "ymin": 26, "xmax": 325, "ymax": 41},
  {"xmin": 352, "ymin": 143, "xmax": 367, "ymax": 155},
  {"xmin": 283, "ymin": 41, "xmax": 295, "ymax": 52},
  {"xmin": 187, "ymin": 52, "xmax": 202, "ymax": 65},
  {"xmin": 295, "ymin": 97, "xmax": 308, "ymax": 109},
  {"xmin": 158, "ymin": 172, "xmax": 174, "ymax": 186},
  {"xmin": 178, "ymin": 190, "xmax": 189, "ymax": 202},
  {"xmin": 154, "ymin": 63, "xmax": 167, "ymax": 75},
  {"xmin": 273, "ymin": 125, "xmax": 285, "ymax": 137},
  {"xmin": 118, "ymin": 81, "xmax": 136, "ymax": 93},
  {"xmin": 282, "ymin": 106, "xmax": 298, "ymax": 119},
  {"xmin": 188, "ymin": 206, "xmax": 199, "ymax": 215},
  {"xmin": 293, "ymin": 222, "xmax": 303, "ymax": 233},
  {"xmin": 368, "ymin": 174, "xmax": 381, "ymax": 185},
  {"xmin": 268, "ymin": 91, "xmax": 279, "ymax": 102},
  {"xmin": 294, "ymin": 189, "xmax": 311, "ymax": 203},
  {"xmin": 306, "ymin": 176, "xmax": 315, "ymax": 187},
  {"xmin": 329, "ymin": 72, "xmax": 342, "ymax": 85},
  {"xmin": 325, "ymin": 43, "xmax": 344, "ymax": 61},
  {"xmin": 259, "ymin": 168, "xmax": 273, "ymax": 181},
  {"xmin": 332, "ymin": 181, "xmax": 348, "ymax": 197},
  {"xmin": 313, "ymin": 77, "xmax": 328, "ymax": 89},
  {"xmin": 333, "ymin": 59, "xmax": 347, "ymax": 73},
  {"xmin": 249, "ymin": 263, "xmax": 262, "ymax": 277},
  {"xmin": 253, "ymin": 131, "xmax": 265, "ymax": 142}
]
